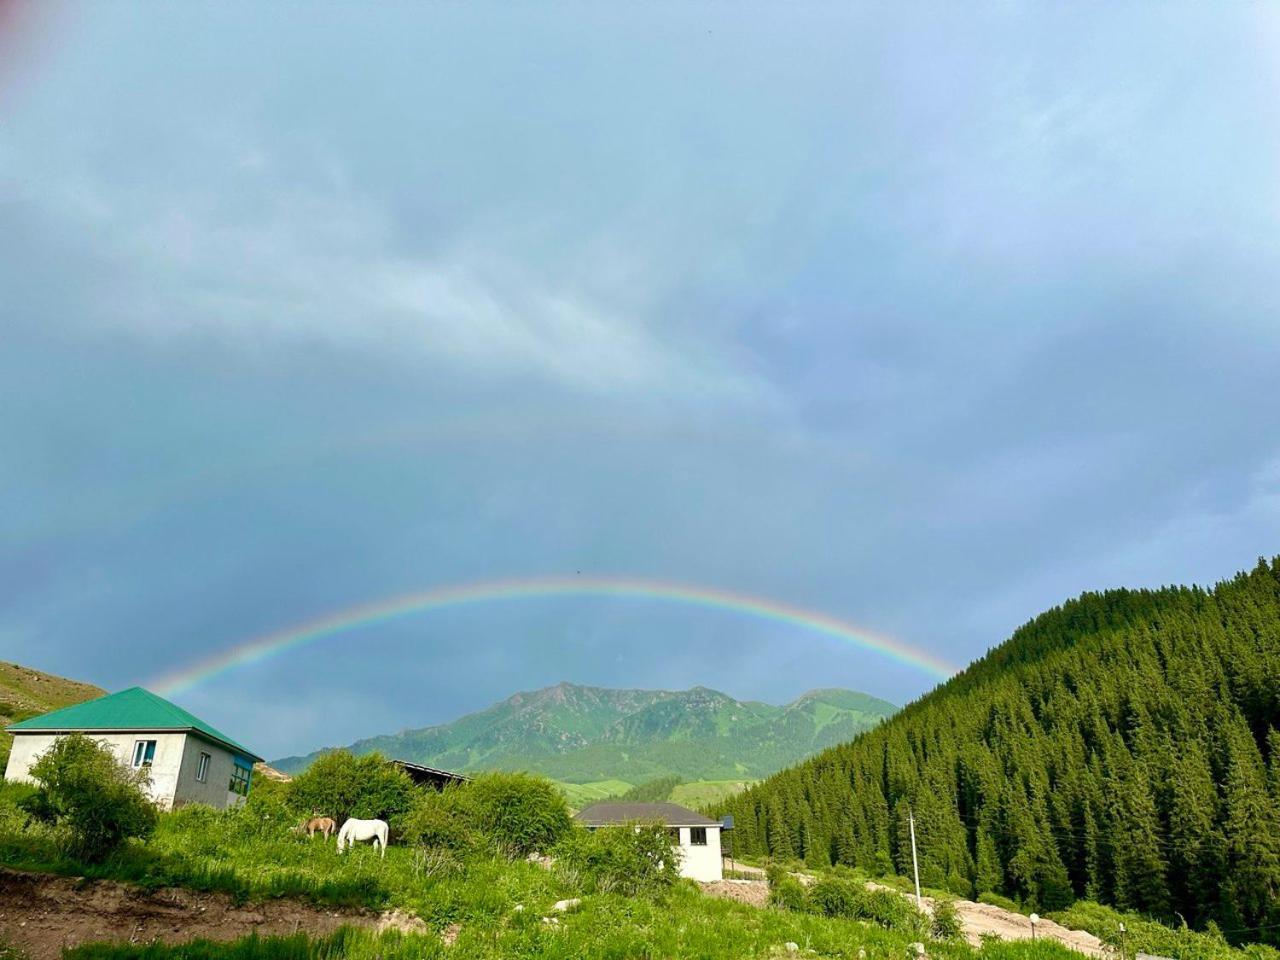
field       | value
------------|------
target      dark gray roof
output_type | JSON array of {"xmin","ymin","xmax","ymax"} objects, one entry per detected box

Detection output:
[
  {"xmin": 388, "ymin": 760, "xmax": 471, "ymax": 786},
  {"xmin": 575, "ymin": 802, "xmax": 721, "ymax": 828}
]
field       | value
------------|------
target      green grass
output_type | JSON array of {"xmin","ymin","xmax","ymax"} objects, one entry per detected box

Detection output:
[
  {"xmin": 6, "ymin": 782, "xmax": 1280, "ymax": 960},
  {"xmin": 59, "ymin": 890, "xmax": 1095, "ymax": 960},
  {"xmin": 553, "ymin": 777, "xmax": 753, "ymax": 810},
  {"xmin": 671, "ymin": 779, "xmax": 754, "ymax": 808},
  {"xmin": 1048, "ymin": 902, "xmax": 1280, "ymax": 960},
  {"xmin": 0, "ymin": 782, "xmax": 1073, "ymax": 960},
  {"xmin": 552, "ymin": 780, "xmax": 632, "ymax": 809}
]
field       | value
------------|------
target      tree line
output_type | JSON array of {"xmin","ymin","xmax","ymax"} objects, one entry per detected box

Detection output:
[{"xmin": 717, "ymin": 557, "xmax": 1280, "ymax": 942}]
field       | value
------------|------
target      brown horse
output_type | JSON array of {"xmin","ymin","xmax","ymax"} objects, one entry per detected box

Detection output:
[{"xmin": 298, "ymin": 816, "xmax": 337, "ymax": 839}]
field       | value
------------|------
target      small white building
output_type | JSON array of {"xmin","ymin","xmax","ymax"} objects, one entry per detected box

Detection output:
[
  {"xmin": 4, "ymin": 686, "xmax": 262, "ymax": 811},
  {"xmin": 575, "ymin": 801, "xmax": 729, "ymax": 882}
]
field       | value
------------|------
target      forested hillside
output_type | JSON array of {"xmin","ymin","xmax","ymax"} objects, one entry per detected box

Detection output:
[{"xmin": 719, "ymin": 558, "xmax": 1280, "ymax": 942}]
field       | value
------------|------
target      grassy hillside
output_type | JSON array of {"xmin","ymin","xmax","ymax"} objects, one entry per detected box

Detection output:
[
  {"xmin": 274, "ymin": 682, "xmax": 896, "ymax": 784},
  {"xmin": 720, "ymin": 557, "xmax": 1280, "ymax": 943},
  {"xmin": 0, "ymin": 661, "xmax": 104, "ymax": 770},
  {"xmin": 3, "ymin": 760, "xmax": 1274, "ymax": 960}
]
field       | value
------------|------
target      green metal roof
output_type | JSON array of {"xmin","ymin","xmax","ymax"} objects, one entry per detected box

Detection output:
[{"xmin": 7, "ymin": 687, "xmax": 262, "ymax": 761}]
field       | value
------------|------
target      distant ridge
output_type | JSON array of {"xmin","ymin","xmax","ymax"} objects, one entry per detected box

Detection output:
[{"xmin": 273, "ymin": 681, "xmax": 897, "ymax": 783}]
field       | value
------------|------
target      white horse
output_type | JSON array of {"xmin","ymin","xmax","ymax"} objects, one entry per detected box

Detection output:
[{"xmin": 336, "ymin": 817, "xmax": 389, "ymax": 858}]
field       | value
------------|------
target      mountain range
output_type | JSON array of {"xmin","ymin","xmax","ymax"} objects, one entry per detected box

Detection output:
[{"xmin": 272, "ymin": 682, "xmax": 897, "ymax": 783}]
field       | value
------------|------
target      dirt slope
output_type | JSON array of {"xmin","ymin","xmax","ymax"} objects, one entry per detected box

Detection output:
[{"xmin": 0, "ymin": 869, "xmax": 393, "ymax": 960}]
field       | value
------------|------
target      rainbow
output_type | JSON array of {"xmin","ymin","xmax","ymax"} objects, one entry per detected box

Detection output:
[{"xmin": 150, "ymin": 575, "xmax": 958, "ymax": 696}]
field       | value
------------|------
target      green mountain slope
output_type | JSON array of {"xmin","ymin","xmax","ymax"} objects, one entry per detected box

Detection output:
[
  {"xmin": 719, "ymin": 557, "xmax": 1280, "ymax": 943},
  {"xmin": 0, "ymin": 661, "xmax": 105, "ymax": 770},
  {"xmin": 273, "ymin": 682, "xmax": 896, "ymax": 783}
]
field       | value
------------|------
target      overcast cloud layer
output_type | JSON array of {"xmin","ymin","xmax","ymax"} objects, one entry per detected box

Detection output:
[{"xmin": 3, "ymin": 2, "xmax": 1279, "ymax": 758}]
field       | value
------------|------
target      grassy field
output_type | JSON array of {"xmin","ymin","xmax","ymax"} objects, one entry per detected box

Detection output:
[
  {"xmin": 4, "ymin": 770, "xmax": 1276, "ymax": 960},
  {"xmin": 0, "ymin": 779, "xmax": 1011, "ymax": 959},
  {"xmin": 554, "ymin": 777, "xmax": 753, "ymax": 810},
  {"xmin": 670, "ymin": 779, "xmax": 754, "ymax": 808},
  {"xmin": 55, "ymin": 900, "xmax": 1096, "ymax": 960},
  {"xmin": 52, "ymin": 903, "xmax": 1109, "ymax": 960},
  {"xmin": 551, "ymin": 780, "xmax": 632, "ymax": 809}
]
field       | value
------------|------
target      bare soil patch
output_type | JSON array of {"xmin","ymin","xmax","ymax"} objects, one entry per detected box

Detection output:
[
  {"xmin": 0, "ymin": 868, "xmax": 390, "ymax": 960},
  {"xmin": 699, "ymin": 878, "xmax": 770, "ymax": 907}
]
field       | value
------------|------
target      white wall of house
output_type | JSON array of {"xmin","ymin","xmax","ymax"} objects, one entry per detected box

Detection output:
[
  {"xmin": 4, "ymin": 731, "xmax": 247, "ymax": 811},
  {"xmin": 673, "ymin": 825, "xmax": 723, "ymax": 881},
  {"xmin": 173, "ymin": 737, "xmax": 246, "ymax": 809}
]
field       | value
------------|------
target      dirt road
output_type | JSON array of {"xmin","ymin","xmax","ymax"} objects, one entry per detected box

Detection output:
[
  {"xmin": 704, "ymin": 871, "xmax": 1108, "ymax": 957},
  {"xmin": 877, "ymin": 885, "xmax": 1107, "ymax": 956}
]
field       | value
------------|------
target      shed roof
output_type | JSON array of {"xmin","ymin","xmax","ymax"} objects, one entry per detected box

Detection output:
[
  {"xmin": 7, "ymin": 687, "xmax": 262, "ymax": 761},
  {"xmin": 575, "ymin": 802, "xmax": 722, "ymax": 828},
  {"xmin": 388, "ymin": 759, "xmax": 471, "ymax": 788}
]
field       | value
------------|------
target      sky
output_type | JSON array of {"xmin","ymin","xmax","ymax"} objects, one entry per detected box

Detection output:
[{"xmin": 3, "ymin": 2, "xmax": 1280, "ymax": 760}]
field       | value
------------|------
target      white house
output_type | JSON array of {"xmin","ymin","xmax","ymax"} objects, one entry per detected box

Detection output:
[
  {"xmin": 575, "ymin": 801, "xmax": 729, "ymax": 882},
  {"xmin": 4, "ymin": 686, "xmax": 263, "ymax": 811}
]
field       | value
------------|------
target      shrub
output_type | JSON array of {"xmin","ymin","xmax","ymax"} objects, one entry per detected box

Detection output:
[
  {"xmin": 553, "ymin": 822, "xmax": 678, "ymax": 895},
  {"xmin": 25, "ymin": 733, "xmax": 157, "ymax": 862},
  {"xmin": 806, "ymin": 877, "xmax": 862, "ymax": 918},
  {"xmin": 786, "ymin": 877, "xmax": 930, "ymax": 939},
  {"xmin": 851, "ymin": 888, "xmax": 930, "ymax": 938},
  {"xmin": 1048, "ymin": 900, "xmax": 1268, "ymax": 960},
  {"xmin": 397, "ymin": 787, "xmax": 474, "ymax": 853},
  {"xmin": 464, "ymin": 772, "xmax": 571, "ymax": 857},
  {"xmin": 286, "ymin": 751, "xmax": 415, "ymax": 824},
  {"xmin": 931, "ymin": 897, "xmax": 963, "ymax": 941},
  {"xmin": 766, "ymin": 864, "xmax": 807, "ymax": 912}
]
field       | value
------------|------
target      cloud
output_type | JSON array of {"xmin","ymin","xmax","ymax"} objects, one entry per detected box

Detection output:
[{"xmin": 8, "ymin": 166, "xmax": 757, "ymax": 402}]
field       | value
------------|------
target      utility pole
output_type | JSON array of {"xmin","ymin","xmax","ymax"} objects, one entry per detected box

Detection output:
[{"xmin": 908, "ymin": 806, "xmax": 922, "ymax": 909}]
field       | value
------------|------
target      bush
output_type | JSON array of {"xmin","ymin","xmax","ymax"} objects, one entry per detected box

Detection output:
[
  {"xmin": 1048, "ymin": 901, "xmax": 1268, "ymax": 960},
  {"xmin": 766, "ymin": 864, "xmax": 807, "ymax": 912},
  {"xmin": 778, "ymin": 874, "xmax": 930, "ymax": 939},
  {"xmin": 464, "ymin": 772, "xmax": 571, "ymax": 857},
  {"xmin": 286, "ymin": 751, "xmax": 415, "ymax": 824},
  {"xmin": 397, "ymin": 787, "xmax": 474, "ymax": 853},
  {"xmin": 553, "ymin": 822, "xmax": 678, "ymax": 895},
  {"xmin": 931, "ymin": 897, "xmax": 963, "ymax": 941},
  {"xmin": 850, "ymin": 888, "xmax": 930, "ymax": 938},
  {"xmin": 25, "ymin": 733, "xmax": 157, "ymax": 862},
  {"xmin": 806, "ymin": 877, "xmax": 861, "ymax": 918}
]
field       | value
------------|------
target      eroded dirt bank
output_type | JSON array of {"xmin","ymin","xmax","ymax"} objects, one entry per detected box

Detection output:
[{"xmin": 0, "ymin": 868, "xmax": 385, "ymax": 960}]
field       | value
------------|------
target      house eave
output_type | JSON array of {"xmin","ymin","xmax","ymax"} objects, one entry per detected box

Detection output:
[{"xmin": 6, "ymin": 725, "xmax": 264, "ymax": 763}]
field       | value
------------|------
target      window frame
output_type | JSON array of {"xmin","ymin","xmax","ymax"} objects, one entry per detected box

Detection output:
[
  {"xmin": 229, "ymin": 764, "xmax": 251, "ymax": 797},
  {"xmin": 132, "ymin": 739, "xmax": 157, "ymax": 768},
  {"xmin": 689, "ymin": 827, "xmax": 708, "ymax": 846},
  {"xmin": 196, "ymin": 751, "xmax": 211, "ymax": 783}
]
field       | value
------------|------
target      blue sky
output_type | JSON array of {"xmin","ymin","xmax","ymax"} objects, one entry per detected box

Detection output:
[{"xmin": 3, "ymin": 2, "xmax": 1279, "ymax": 759}]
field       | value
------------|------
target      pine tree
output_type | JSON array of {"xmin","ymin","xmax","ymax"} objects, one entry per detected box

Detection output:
[{"xmin": 713, "ymin": 559, "xmax": 1280, "ymax": 934}]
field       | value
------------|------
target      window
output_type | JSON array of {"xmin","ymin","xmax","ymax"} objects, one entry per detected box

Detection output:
[
  {"xmin": 690, "ymin": 827, "xmax": 708, "ymax": 846},
  {"xmin": 131, "ymin": 740, "xmax": 156, "ymax": 768},
  {"xmin": 196, "ymin": 752, "xmax": 211, "ymax": 782},
  {"xmin": 229, "ymin": 764, "xmax": 251, "ymax": 797}
]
